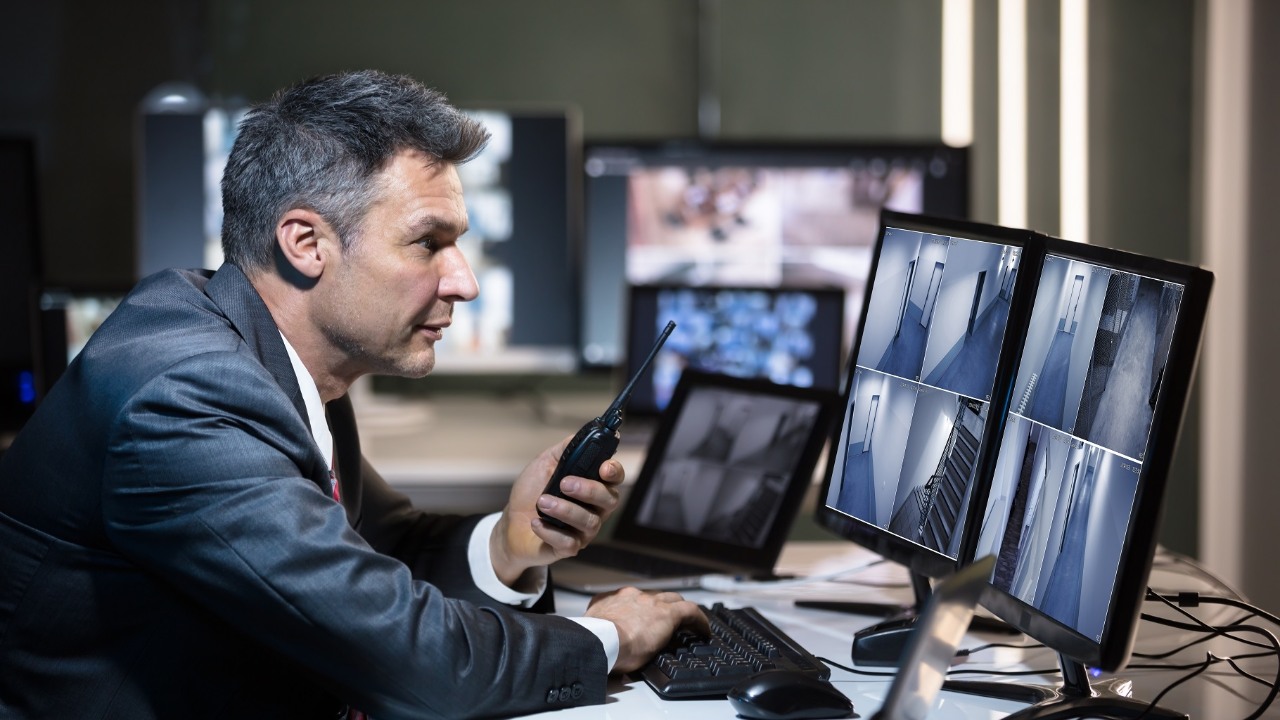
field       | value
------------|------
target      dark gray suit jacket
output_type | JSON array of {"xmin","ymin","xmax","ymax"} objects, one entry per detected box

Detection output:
[{"xmin": 0, "ymin": 265, "xmax": 606, "ymax": 719}]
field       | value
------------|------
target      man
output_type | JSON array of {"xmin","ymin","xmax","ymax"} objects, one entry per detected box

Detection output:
[{"xmin": 0, "ymin": 70, "xmax": 705, "ymax": 719}]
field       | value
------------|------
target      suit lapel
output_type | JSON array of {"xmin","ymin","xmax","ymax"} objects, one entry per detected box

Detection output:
[{"xmin": 205, "ymin": 264, "xmax": 311, "ymax": 432}]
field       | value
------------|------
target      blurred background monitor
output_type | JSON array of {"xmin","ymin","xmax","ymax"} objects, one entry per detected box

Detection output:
[
  {"xmin": 433, "ymin": 107, "xmax": 582, "ymax": 374},
  {"xmin": 624, "ymin": 284, "xmax": 845, "ymax": 418},
  {"xmin": 0, "ymin": 137, "xmax": 42, "ymax": 439},
  {"xmin": 579, "ymin": 141, "xmax": 970, "ymax": 369},
  {"xmin": 144, "ymin": 100, "xmax": 584, "ymax": 379}
]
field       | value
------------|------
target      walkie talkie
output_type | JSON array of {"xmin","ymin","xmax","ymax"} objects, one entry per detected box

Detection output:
[{"xmin": 538, "ymin": 320, "xmax": 677, "ymax": 531}]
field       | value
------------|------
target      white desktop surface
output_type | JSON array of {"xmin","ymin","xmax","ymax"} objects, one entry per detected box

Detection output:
[
  {"xmin": 349, "ymin": 392, "xmax": 1277, "ymax": 718},
  {"xmin": 531, "ymin": 542, "xmax": 1277, "ymax": 719}
]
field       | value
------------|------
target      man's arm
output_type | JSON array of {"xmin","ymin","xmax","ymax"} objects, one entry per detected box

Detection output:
[{"xmin": 103, "ymin": 352, "xmax": 609, "ymax": 718}]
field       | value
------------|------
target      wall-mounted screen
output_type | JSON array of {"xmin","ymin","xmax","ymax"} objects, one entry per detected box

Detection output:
[{"xmin": 580, "ymin": 141, "xmax": 970, "ymax": 368}]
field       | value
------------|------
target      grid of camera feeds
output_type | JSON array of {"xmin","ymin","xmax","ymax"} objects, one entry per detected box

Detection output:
[
  {"xmin": 825, "ymin": 225, "xmax": 1023, "ymax": 559},
  {"xmin": 627, "ymin": 285, "xmax": 845, "ymax": 415},
  {"xmin": 974, "ymin": 255, "xmax": 1185, "ymax": 643}
]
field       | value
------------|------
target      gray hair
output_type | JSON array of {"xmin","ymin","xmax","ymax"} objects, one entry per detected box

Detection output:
[{"xmin": 220, "ymin": 70, "xmax": 490, "ymax": 272}]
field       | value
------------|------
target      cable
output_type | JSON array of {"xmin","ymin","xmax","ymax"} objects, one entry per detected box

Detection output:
[
  {"xmin": 1147, "ymin": 589, "xmax": 1280, "ymax": 632},
  {"xmin": 1138, "ymin": 588, "xmax": 1280, "ymax": 720},
  {"xmin": 817, "ymin": 656, "xmax": 896, "ymax": 677},
  {"xmin": 1133, "ymin": 653, "xmax": 1215, "ymax": 720},
  {"xmin": 955, "ymin": 640, "xmax": 1045, "ymax": 657},
  {"xmin": 1142, "ymin": 612, "xmax": 1276, "ymax": 653},
  {"xmin": 698, "ymin": 558, "xmax": 887, "ymax": 593},
  {"xmin": 1128, "ymin": 650, "xmax": 1276, "ymax": 677}
]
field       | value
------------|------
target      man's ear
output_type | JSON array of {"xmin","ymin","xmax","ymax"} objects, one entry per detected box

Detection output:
[{"xmin": 275, "ymin": 208, "xmax": 335, "ymax": 280}]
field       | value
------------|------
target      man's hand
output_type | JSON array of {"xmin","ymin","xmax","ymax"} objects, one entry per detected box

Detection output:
[
  {"xmin": 490, "ymin": 434, "xmax": 625, "ymax": 587},
  {"xmin": 585, "ymin": 587, "xmax": 710, "ymax": 674}
]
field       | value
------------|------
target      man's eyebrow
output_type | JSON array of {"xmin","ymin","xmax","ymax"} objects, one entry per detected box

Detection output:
[{"xmin": 407, "ymin": 214, "xmax": 467, "ymax": 238}]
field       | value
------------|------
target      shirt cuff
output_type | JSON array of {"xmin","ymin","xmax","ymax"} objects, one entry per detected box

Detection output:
[
  {"xmin": 570, "ymin": 616, "xmax": 621, "ymax": 672},
  {"xmin": 467, "ymin": 513, "xmax": 620, "ymax": 671},
  {"xmin": 468, "ymin": 513, "xmax": 546, "ymax": 608}
]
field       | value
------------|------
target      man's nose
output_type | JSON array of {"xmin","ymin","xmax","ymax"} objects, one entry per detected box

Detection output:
[{"xmin": 440, "ymin": 245, "xmax": 479, "ymax": 302}]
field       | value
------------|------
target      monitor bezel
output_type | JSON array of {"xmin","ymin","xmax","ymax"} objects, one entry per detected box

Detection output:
[
  {"xmin": 814, "ymin": 209, "xmax": 1040, "ymax": 580},
  {"xmin": 970, "ymin": 234, "xmax": 1213, "ymax": 672}
]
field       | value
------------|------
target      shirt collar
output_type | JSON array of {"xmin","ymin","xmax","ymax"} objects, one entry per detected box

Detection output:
[{"xmin": 278, "ymin": 332, "xmax": 333, "ymax": 470}]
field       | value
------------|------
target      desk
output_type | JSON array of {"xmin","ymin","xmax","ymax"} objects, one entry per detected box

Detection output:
[
  {"xmin": 350, "ymin": 394, "xmax": 1275, "ymax": 717},
  {"xmin": 533, "ymin": 542, "xmax": 1278, "ymax": 719},
  {"xmin": 353, "ymin": 389, "xmax": 645, "ymax": 512}
]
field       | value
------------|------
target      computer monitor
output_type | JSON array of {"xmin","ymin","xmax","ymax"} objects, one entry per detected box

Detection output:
[
  {"xmin": 814, "ymin": 210, "xmax": 1034, "ymax": 663},
  {"xmin": 623, "ymin": 284, "xmax": 846, "ymax": 417},
  {"xmin": 195, "ymin": 104, "xmax": 583, "ymax": 376},
  {"xmin": 0, "ymin": 137, "xmax": 43, "ymax": 439},
  {"xmin": 817, "ymin": 211, "xmax": 1213, "ymax": 717},
  {"xmin": 435, "ymin": 107, "xmax": 581, "ymax": 374},
  {"xmin": 962, "ymin": 236, "xmax": 1211, "ymax": 718},
  {"xmin": 579, "ymin": 141, "xmax": 970, "ymax": 368}
]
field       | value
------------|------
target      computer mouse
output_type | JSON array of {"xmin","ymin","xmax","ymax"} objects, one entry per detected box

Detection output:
[{"xmin": 727, "ymin": 669, "xmax": 854, "ymax": 720}]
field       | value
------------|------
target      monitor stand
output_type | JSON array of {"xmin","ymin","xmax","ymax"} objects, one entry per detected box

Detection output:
[
  {"xmin": 803, "ymin": 568, "xmax": 1013, "ymax": 666},
  {"xmin": 942, "ymin": 652, "xmax": 1189, "ymax": 719},
  {"xmin": 844, "ymin": 571, "xmax": 1020, "ymax": 667}
]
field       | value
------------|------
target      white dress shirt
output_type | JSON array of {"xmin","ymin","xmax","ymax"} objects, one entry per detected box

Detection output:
[{"xmin": 278, "ymin": 334, "xmax": 619, "ymax": 669}]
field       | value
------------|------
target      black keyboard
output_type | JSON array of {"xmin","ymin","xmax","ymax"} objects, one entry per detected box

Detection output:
[{"xmin": 637, "ymin": 603, "xmax": 830, "ymax": 699}]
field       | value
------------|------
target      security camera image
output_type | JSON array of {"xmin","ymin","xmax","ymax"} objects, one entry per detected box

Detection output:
[
  {"xmin": 828, "ymin": 368, "xmax": 988, "ymax": 557},
  {"xmin": 977, "ymin": 255, "xmax": 1188, "ymax": 641},
  {"xmin": 975, "ymin": 415, "xmax": 1139, "ymax": 641},
  {"xmin": 1008, "ymin": 256, "xmax": 1183, "ymax": 460},
  {"xmin": 857, "ymin": 227, "xmax": 1020, "ymax": 400},
  {"xmin": 625, "ymin": 163, "xmax": 923, "ymax": 289},
  {"xmin": 633, "ymin": 385, "xmax": 825, "ymax": 549},
  {"xmin": 628, "ymin": 285, "xmax": 845, "ymax": 414}
]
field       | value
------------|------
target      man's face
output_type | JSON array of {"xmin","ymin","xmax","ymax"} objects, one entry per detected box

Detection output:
[{"xmin": 315, "ymin": 148, "xmax": 478, "ymax": 379}]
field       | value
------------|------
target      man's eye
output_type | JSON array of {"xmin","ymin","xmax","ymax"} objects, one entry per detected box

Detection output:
[{"xmin": 417, "ymin": 237, "xmax": 436, "ymax": 252}]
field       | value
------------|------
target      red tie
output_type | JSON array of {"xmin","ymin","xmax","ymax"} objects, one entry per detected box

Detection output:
[
  {"xmin": 329, "ymin": 440, "xmax": 342, "ymax": 504},
  {"xmin": 329, "ymin": 447, "xmax": 366, "ymax": 720}
]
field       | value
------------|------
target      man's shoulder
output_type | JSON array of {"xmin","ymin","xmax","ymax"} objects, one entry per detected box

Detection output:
[
  {"xmin": 90, "ymin": 269, "xmax": 238, "ymax": 352},
  {"xmin": 69, "ymin": 267, "xmax": 272, "ymax": 396}
]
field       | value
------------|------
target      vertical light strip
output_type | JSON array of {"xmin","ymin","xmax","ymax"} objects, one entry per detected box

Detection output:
[
  {"xmin": 941, "ymin": 0, "xmax": 974, "ymax": 148},
  {"xmin": 1060, "ymin": 0, "xmax": 1089, "ymax": 243},
  {"xmin": 998, "ymin": 0, "xmax": 1027, "ymax": 227},
  {"xmin": 1201, "ymin": 0, "xmax": 1251, "ymax": 591}
]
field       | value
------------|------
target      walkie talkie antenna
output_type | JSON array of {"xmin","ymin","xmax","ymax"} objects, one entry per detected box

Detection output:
[{"xmin": 603, "ymin": 320, "xmax": 676, "ymax": 428}]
